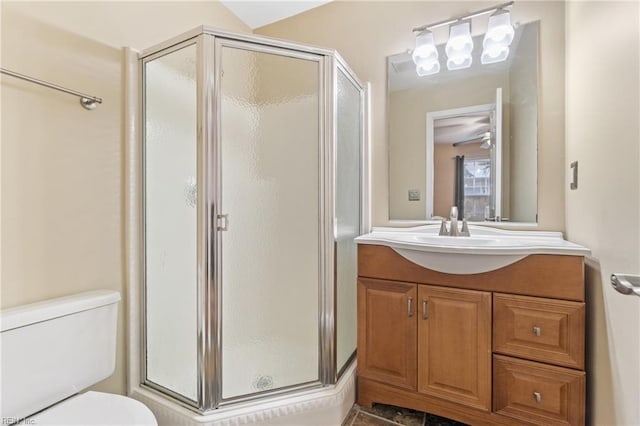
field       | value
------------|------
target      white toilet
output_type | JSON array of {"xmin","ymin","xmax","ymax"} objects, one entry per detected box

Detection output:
[{"xmin": 0, "ymin": 290, "xmax": 157, "ymax": 425}]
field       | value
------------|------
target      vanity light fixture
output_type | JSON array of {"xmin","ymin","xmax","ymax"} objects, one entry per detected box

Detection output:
[
  {"xmin": 411, "ymin": 1, "xmax": 514, "ymax": 76},
  {"xmin": 416, "ymin": 59, "xmax": 440, "ymax": 76},
  {"xmin": 484, "ymin": 9, "xmax": 515, "ymax": 48},
  {"xmin": 412, "ymin": 30, "xmax": 440, "ymax": 76},
  {"xmin": 446, "ymin": 21, "xmax": 473, "ymax": 70},
  {"xmin": 481, "ymin": 44, "xmax": 510, "ymax": 64},
  {"xmin": 481, "ymin": 8, "xmax": 515, "ymax": 64}
]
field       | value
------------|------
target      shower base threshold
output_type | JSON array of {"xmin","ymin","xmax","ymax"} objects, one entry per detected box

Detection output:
[{"xmin": 131, "ymin": 361, "xmax": 356, "ymax": 426}]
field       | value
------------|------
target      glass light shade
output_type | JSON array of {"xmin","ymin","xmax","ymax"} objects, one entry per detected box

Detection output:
[
  {"xmin": 446, "ymin": 52, "xmax": 472, "ymax": 70},
  {"xmin": 483, "ymin": 9, "xmax": 515, "ymax": 48},
  {"xmin": 416, "ymin": 58, "xmax": 440, "ymax": 76},
  {"xmin": 412, "ymin": 30, "xmax": 438, "ymax": 64},
  {"xmin": 446, "ymin": 21, "xmax": 473, "ymax": 57},
  {"xmin": 481, "ymin": 45, "xmax": 510, "ymax": 64}
]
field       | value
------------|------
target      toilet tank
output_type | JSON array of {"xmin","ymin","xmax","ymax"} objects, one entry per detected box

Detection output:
[{"xmin": 0, "ymin": 290, "xmax": 121, "ymax": 421}]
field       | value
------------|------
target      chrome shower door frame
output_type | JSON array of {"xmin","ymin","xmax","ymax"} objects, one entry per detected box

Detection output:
[
  {"xmin": 139, "ymin": 35, "xmax": 203, "ymax": 412},
  {"xmin": 330, "ymin": 54, "xmax": 368, "ymax": 382},
  {"xmin": 138, "ymin": 26, "xmax": 369, "ymax": 414},
  {"xmin": 209, "ymin": 34, "xmax": 328, "ymax": 409}
]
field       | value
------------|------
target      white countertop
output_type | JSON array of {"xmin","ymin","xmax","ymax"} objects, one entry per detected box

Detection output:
[{"xmin": 355, "ymin": 225, "xmax": 590, "ymax": 274}]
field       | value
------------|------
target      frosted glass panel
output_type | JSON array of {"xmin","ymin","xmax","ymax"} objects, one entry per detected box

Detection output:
[
  {"xmin": 335, "ymin": 69, "xmax": 361, "ymax": 373},
  {"xmin": 220, "ymin": 46, "xmax": 320, "ymax": 399},
  {"xmin": 144, "ymin": 44, "xmax": 198, "ymax": 401}
]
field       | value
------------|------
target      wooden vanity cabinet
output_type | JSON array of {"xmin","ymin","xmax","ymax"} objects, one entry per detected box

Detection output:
[
  {"xmin": 493, "ymin": 355, "xmax": 586, "ymax": 426},
  {"xmin": 417, "ymin": 286, "xmax": 492, "ymax": 412},
  {"xmin": 357, "ymin": 280, "xmax": 492, "ymax": 411},
  {"xmin": 357, "ymin": 278, "xmax": 417, "ymax": 390},
  {"xmin": 493, "ymin": 293, "xmax": 585, "ymax": 369},
  {"xmin": 357, "ymin": 244, "xmax": 586, "ymax": 426}
]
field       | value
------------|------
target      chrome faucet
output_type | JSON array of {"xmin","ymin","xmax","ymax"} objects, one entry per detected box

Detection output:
[
  {"xmin": 437, "ymin": 206, "xmax": 471, "ymax": 237},
  {"xmin": 449, "ymin": 206, "xmax": 459, "ymax": 236}
]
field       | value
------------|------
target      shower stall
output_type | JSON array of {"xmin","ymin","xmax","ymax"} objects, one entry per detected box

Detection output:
[{"xmin": 132, "ymin": 26, "xmax": 367, "ymax": 421}]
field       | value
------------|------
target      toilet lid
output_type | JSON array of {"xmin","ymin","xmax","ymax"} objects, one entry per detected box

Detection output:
[{"xmin": 29, "ymin": 391, "xmax": 157, "ymax": 426}]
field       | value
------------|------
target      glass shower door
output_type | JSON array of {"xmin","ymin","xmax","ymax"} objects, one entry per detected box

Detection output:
[
  {"xmin": 216, "ymin": 40, "xmax": 322, "ymax": 400},
  {"xmin": 335, "ymin": 66, "xmax": 363, "ymax": 375},
  {"xmin": 143, "ymin": 41, "xmax": 198, "ymax": 403}
]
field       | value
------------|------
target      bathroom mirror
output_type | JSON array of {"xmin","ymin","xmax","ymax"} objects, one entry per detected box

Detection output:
[{"xmin": 388, "ymin": 21, "xmax": 538, "ymax": 223}]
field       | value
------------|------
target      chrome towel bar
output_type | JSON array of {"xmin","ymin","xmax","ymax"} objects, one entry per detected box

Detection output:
[
  {"xmin": 1, "ymin": 67, "xmax": 102, "ymax": 110},
  {"xmin": 611, "ymin": 273, "xmax": 640, "ymax": 297}
]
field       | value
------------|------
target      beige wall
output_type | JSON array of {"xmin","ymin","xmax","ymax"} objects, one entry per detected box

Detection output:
[
  {"xmin": 257, "ymin": 1, "xmax": 566, "ymax": 230},
  {"xmin": 1, "ymin": 1, "xmax": 249, "ymax": 396},
  {"xmin": 565, "ymin": 2, "xmax": 640, "ymax": 425},
  {"xmin": 0, "ymin": 1, "xmax": 248, "ymax": 50}
]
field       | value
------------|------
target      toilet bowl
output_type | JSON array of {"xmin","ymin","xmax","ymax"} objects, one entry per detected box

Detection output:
[
  {"xmin": 30, "ymin": 391, "xmax": 156, "ymax": 425},
  {"xmin": 0, "ymin": 291, "xmax": 157, "ymax": 425}
]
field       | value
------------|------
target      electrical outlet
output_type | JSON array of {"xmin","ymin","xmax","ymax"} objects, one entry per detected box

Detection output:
[{"xmin": 408, "ymin": 189, "xmax": 420, "ymax": 201}]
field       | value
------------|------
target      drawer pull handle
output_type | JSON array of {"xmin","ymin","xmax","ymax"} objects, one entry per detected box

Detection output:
[
  {"xmin": 533, "ymin": 391, "xmax": 542, "ymax": 403},
  {"xmin": 532, "ymin": 326, "xmax": 541, "ymax": 336},
  {"xmin": 408, "ymin": 297, "xmax": 414, "ymax": 317},
  {"xmin": 422, "ymin": 299, "xmax": 428, "ymax": 320}
]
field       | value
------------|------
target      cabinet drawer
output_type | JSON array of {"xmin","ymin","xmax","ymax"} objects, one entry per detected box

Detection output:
[
  {"xmin": 493, "ymin": 293, "xmax": 585, "ymax": 369},
  {"xmin": 493, "ymin": 355, "xmax": 585, "ymax": 426}
]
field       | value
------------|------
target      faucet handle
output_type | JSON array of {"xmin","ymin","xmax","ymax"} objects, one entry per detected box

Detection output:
[
  {"xmin": 460, "ymin": 219, "xmax": 470, "ymax": 237},
  {"xmin": 438, "ymin": 219, "xmax": 448, "ymax": 236}
]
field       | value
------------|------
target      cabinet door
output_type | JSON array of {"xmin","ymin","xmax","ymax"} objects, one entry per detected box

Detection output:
[
  {"xmin": 418, "ymin": 285, "xmax": 491, "ymax": 411},
  {"xmin": 357, "ymin": 278, "xmax": 417, "ymax": 390}
]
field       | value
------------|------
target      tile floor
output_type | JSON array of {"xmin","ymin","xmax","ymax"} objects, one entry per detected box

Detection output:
[{"xmin": 342, "ymin": 403, "xmax": 468, "ymax": 426}]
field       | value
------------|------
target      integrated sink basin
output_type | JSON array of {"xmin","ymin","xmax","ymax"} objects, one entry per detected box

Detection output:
[
  {"xmin": 355, "ymin": 225, "xmax": 590, "ymax": 274},
  {"xmin": 401, "ymin": 235, "xmax": 518, "ymax": 247}
]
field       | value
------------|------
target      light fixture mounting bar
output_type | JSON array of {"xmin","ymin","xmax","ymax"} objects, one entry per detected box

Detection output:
[{"xmin": 412, "ymin": 1, "xmax": 514, "ymax": 33}]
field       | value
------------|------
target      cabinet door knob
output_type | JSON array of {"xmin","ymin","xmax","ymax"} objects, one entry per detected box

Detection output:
[
  {"xmin": 533, "ymin": 391, "xmax": 542, "ymax": 403},
  {"xmin": 407, "ymin": 296, "xmax": 414, "ymax": 317},
  {"xmin": 532, "ymin": 326, "xmax": 541, "ymax": 336},
  {"xmin": 422, "ymin": 299, "xmax": 428, "ymax": 320}
]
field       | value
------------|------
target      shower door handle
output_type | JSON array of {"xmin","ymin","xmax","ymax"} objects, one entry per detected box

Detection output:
[{"xmin": 217, "ymin": 214, "xmax": 229, "ymax": 231}]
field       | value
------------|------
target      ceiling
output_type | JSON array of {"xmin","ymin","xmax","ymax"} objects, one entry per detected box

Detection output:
[
  {"xmin": 434, "ymin": 113, "xmax": 491, "ymax": 145},
  {"xmin": 221, "ymin": 1, "xmax": 333, "ymax": 29}
]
